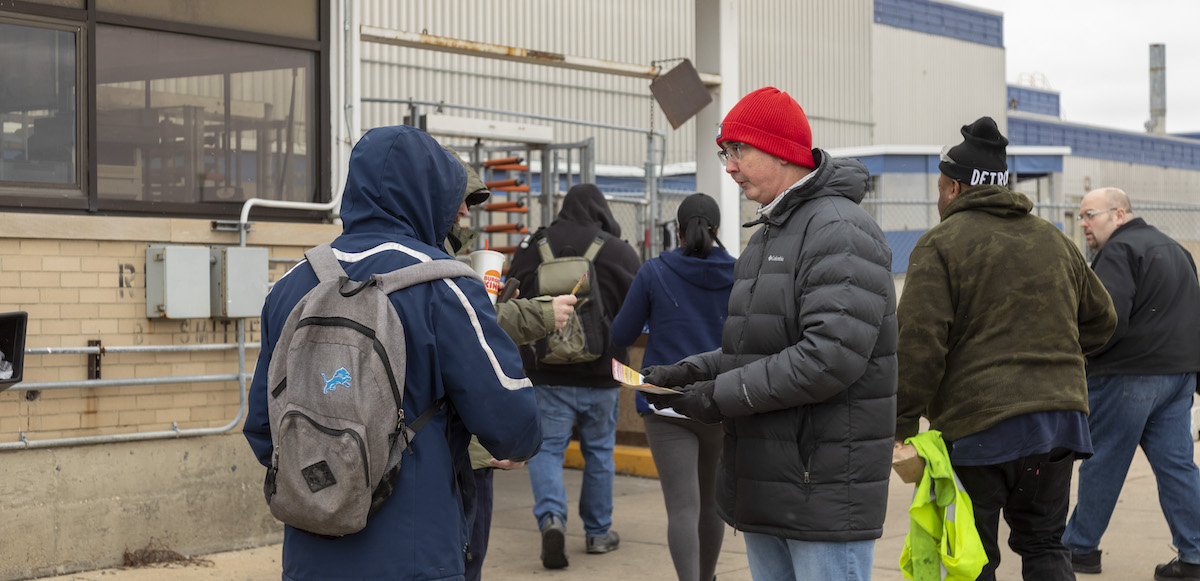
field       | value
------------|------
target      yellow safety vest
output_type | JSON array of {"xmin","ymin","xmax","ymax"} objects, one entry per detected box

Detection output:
[{"xmin": 899, "ymin": 430, "xmax": 988, "ymax": 581}]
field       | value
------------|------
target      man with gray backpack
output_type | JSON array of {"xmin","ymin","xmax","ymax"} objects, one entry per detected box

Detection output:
[
  {"xmin": 243, "ymin": 125, "xmax": 542, "ymax": 581},
  {"xmin": 507, "ymin": 183, "xmax": 640, "ymax": 569}
]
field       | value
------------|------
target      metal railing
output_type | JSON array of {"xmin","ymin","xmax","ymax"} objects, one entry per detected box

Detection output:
[{"xmin": 1, "ymin": 326, "xmax": 256, "ymax": 450}]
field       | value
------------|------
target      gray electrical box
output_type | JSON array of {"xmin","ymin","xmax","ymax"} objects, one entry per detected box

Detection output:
[
  {"xmin": 146, "ymin": 245, "xmax": 212, "ymax": 319},
  {"xmin": 210, "ymin": 246, "xmax": 269, "ymax": 318}
]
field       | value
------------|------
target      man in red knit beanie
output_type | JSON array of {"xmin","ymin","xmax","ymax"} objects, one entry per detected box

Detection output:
[{"xmin": 642, "ymin": 86, "xmax": 897, "ymax": 580}]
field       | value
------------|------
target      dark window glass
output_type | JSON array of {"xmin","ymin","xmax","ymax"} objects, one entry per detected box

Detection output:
[
  {"xmin": 96, "ymin": 25, "xmax": 315, "ymax": 207},
  {"xmin": 0, "ymin": 20, "xmax": 78, "ymax": 188}
]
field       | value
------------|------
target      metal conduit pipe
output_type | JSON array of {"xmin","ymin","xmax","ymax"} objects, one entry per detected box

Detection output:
[{"xmin": 3, "ymin": 321, "xmax": 252, "ymax": 450}]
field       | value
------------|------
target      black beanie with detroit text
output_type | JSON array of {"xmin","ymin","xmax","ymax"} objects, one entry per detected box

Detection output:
[{"xmin": 939, "ymin": 116, "xmax": 1009, "ymax": 187}]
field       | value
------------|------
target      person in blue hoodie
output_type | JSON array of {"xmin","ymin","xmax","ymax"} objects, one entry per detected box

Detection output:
[
  {"xmin": 243, "ymin": 125, "xmax": 542, "ymax": 581},
  {"xmin": 610, "ymin": 193, "xmax": 735, "ymax": 581}
]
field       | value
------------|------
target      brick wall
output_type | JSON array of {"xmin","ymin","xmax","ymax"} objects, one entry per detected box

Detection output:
[{"xmin": 0, "ymin": 213, "xmax": 338, "ymax": 444}]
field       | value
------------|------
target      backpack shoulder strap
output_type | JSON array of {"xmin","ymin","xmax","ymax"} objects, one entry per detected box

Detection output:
[
  {"xmin": 582, "ymin": 234, "xmax": 607, "ymax": 261},
  {"xmin": 536, "ymin": 236, "xmax": 556, "ymax": 263},
  {"xmin": 374, "ymin": 259, "xmax": 481, "ymax": 295},
  {"xmin": 303, "ymin": 243, "xmax": 347, "ymax": 283}
]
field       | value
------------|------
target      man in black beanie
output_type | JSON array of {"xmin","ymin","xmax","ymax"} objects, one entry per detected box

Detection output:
[{"xmin": 895, "ymin": 116, "xmax": 1118, "ymax": 580}]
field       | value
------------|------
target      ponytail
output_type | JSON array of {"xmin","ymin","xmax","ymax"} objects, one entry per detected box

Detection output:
[{"xmin": 680, "ymin": 216, "xmax": 715, "ymax": 258}]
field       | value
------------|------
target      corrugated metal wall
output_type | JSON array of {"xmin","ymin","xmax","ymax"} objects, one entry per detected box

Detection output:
[
  {"xmin": 735, "ymin": 0, "xmax": 875, "ymax": 149},
  {"xmin": 1065, "ymin": 157, "xmax": 1200, "ymax": 206},
  {"xmin": 359, "ymin": 0, "xmax": 696, "ymax": 168},
  {"xmin": 871, "ymin": 23, "xmax": 1006, "ymax": 145}
]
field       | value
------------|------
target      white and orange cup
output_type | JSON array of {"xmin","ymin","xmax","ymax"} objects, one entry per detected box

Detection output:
[{"xmin": 469, "ymin": 249, "xmax": 505, "ymax": 305}]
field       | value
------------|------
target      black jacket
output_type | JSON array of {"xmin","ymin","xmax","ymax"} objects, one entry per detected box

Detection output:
[
  {"xmin": 1087, "ymin": 217, "xmax": 1200, "ymax": 376},
  {"xmin": 508, "ymin": 184, "xmax": 641, "ymax": 387},
  {"xmin": 685, "ymin": 150, "xmax": 897, "ymax": 542}
]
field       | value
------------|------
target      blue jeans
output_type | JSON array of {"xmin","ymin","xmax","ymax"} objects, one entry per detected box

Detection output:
[
  {"xmin": 742, "ymin": 532, "xmax": 874, "ymax": 581},
  {"xmin": 527, "ymin": 385, "xmax": 620, "ymax": 537},
  {"xmin": 1063, "ymin": 373, "xmax": 1200, "ymax": 563}
]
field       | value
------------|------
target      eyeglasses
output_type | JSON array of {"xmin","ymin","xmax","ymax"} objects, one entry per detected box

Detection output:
[
  {"xmin": 717, "ymin": 142, "xmax": 746, "ymax": 164},
  {"xmin": 1078, "ymin": 208, "xmax": 1118, "ymax": 223}
]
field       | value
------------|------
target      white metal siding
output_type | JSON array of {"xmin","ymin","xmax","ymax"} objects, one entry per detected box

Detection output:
[{"xmin": 871, "ymin": 24, "xmax": 1006, "ymax": 146}]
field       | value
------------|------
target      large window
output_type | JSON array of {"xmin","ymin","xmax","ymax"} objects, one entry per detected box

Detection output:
[
  {"xmin": 0, "ymin": 17, "xmax": 80, "ymax": 192},
  {"xmin": 0, "ymin": 3, "xmax": 324, "ymax": 216},
  {"xmin": 96, "ymin": 26, "xmax": 315, "ymax": 209}
]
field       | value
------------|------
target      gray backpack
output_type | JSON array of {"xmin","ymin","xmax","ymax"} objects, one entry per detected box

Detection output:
[{"xmin": 263, "ymin": 244, "xmax": 479, "ymax": 537}]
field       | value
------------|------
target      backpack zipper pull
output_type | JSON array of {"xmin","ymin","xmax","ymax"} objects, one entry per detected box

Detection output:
[{"xmin": 396, "ymin": 408, "xmax": 404, "ymax": 430}]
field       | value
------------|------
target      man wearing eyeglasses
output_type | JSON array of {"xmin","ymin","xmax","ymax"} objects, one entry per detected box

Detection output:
[
  {"xmin": 895, "ymin": 117, "xmax": 1117, "ymax": 581},
  {"xmin": 642, "ymin": 86, "xmax": 897, "ymax": 580},
  {"xmin": 1063, "ymin": 187, "xmax": 1200, "ymax": 580}
]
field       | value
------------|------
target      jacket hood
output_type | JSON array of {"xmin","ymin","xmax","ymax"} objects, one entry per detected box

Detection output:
[
  {"xmin": 552, "ymin": 183, "xmax": 622, "ymax": 237},
  {"xmin": 755, "ymin": 150, "xmax": 869, "ymax": 225},
  {"xmin": 339, "ymin": 126, "xmax": 467, "ymax": 247},
  {"xmin": 658, "ymin": 246, "xmax": 736, "ymax": 290},
  {"xmin": 941, "ymin": 184, "xmax": 1033, "ymax": 221}
]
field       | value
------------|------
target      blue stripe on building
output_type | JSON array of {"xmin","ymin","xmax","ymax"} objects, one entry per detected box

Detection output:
[
  {"xmin": 1010, "ymin": 117, "xmax": 1200, "ymax": 171},
  {"xmin": 1007, "ymin": 86, "xmax": 1060, "ymax": 117},
  {"xmin": 874, "ymin": 0, "xmax": 1003, "ymax": 48}
]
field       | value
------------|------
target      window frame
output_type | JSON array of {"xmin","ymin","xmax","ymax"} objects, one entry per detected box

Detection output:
[
  {"xmin": 0, "ymin": 12, "xmax": 89, "ymax": 208},
  {"xmin": 0, "ymin": 2, "xmax": 331, "ymax": 220}
]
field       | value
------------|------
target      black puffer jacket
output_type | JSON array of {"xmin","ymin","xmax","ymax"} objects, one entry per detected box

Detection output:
[{"xmin": 684, "ymin": 150, "xmax": 897, "ymax": 542}]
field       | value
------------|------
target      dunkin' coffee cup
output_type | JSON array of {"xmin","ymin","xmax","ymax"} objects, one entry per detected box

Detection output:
[{"xmin": 469, "ymin": 249, "xmax": 505, "ymax": 304}]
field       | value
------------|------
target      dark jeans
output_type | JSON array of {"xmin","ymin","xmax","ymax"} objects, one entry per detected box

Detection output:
[
  {"xmin": 954, "ymin": 447, "xmax": 1075, "ymax": 581},
  {"xmin": 464, "ymin": 467, "xmax": 494, "ymax": 581}
]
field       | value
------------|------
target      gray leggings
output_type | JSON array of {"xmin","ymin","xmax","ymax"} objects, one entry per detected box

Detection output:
[{"xmin": 643, "ymin": 413, "xmax": 726, "ymax": 581}]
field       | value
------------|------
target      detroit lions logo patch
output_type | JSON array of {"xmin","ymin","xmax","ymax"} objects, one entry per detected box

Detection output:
[{"xmin": 321, "ymin": 367, "xmax": 351, "ymax": 394}]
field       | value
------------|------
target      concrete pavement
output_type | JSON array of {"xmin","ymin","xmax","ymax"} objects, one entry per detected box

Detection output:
[{"xmin": 37, "ymin": 444, "xmax": 1192, "ymax": 581}]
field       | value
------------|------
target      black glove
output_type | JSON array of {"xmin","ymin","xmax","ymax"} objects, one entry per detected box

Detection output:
[
  {"xmin": 667, "ymin": 380, "xmax": 724, "ymax": 425},
  {"xmin": 642, "ymin": 390, "xmax": 677, "ymax": 409},
  {"xmin": 641, "ymin": 362, "xmax": 704, "ymax": 388}
]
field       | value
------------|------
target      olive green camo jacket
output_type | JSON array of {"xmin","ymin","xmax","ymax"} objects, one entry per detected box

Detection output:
[{"xmin": 896, "ymin": 185, "xmax": 1116, "ymax": 442}]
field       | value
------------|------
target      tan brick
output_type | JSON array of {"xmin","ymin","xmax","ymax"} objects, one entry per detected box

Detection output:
[
  {"xmin": 80, "ymin": 320, "xmax": 119, "ymax": 335},
  {"xmin": 79, "ymin": 288, "xmax": 117, "ymax": 303},
  {"xmin": 136, "ymin": 394, "xmax": 174, "ymax": 409},
  {"xmin": 20, "ymin": 240, "xmax": 59, "ymax": 255},
  {"xmin": 61, "ymin": 272, "xmax": 100, "ymax": 288},
  {"xmin": 81, "ymin": 256, "xmax": 121, "ymax": 274},
  {"xmin": 29, "ymin": 413, "xmax": 80, "ymax": 431},
  {"xmin": 41, "ymin": 319, "xmax": 81, "ymax": 335},
  {"xmin": 172, "ymin": 392, "xmax": 209, "ymax": 408},
  {"xmin": 98, "ymin": 241, "xmax": 139, "ymax": 257},
  {"xmin": 41, "ymin": 256, "xmax": 81, "ymax": 272},
  {"xmin": 95, "ymin": 395, "xmax": 136, "ymax": 412},
  {"xmin": 60, "ymin": 240, "xmax": 99, "ymax": 255},
  {"xmin": 1, "ymin": 254, "xmax": 42, "ymax": 275},
  {"xmin": 134, "ymin": 364, "xmax": 174, "ymax": 379},
  {"xmin": 60, "ymin": 304, "xmax": 100, "ymax": 319},
  {"xmin": 118, "ymin": 409, "xmax": 155, "ymax": 426},
  {"xmin": 0, "ymin": 288, "xmax": 41, "ymax": 303},
  {"xmin": 24, "ymin": 302, "xmax": 62, "ymax": 320},
  {"xmin": 0, "ymin": 239, "xmax": 19, "ymax": 253},
  {"xmin": 155, "ymin": 407, "xmax": 191, "ymax": 423},
  {"xmin": 40, "ymin": 288, "xmax": 80, "ymax": 303},
  {"xmin": 21, "ymin": 272, "xmax": 60, "ymax": 287},
  {"xmin": 78, "ymin": 412, "xmax": 120, "ymax": 428}
]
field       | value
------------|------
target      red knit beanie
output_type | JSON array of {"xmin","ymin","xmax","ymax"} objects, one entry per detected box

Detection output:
[{"xmin": 716, "ymin": 87, "xmax": 815, "ymax": 169}]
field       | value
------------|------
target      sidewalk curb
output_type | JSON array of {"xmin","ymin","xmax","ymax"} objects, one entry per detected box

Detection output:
[{"xmin": 564, "ymin": 441, "xmax": 658, "ymax": 478}]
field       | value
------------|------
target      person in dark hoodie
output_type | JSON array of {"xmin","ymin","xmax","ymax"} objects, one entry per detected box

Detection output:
[
  {"xmin": 641, "ymin": 87, "xmax": 897, "ymax": 580},
  {"xmin": 895, "ymin": 118, "xmax": 1116, "ymax": 581},
  {"xmin": 243, "ymin": 125, "xmax": 542, "ymax": 581},
  {"xmin": 506, "ymin": 183, "xmax": 641, "ymax": 569},
  {"xmin": 610, "ymin": 192, "xmax": 734, "ymax": 581}
]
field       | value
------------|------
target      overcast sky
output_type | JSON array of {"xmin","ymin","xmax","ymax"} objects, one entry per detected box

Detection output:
[{"xmin": 961, "ymin": 0, "xmax": 1200, "ymax": 134}]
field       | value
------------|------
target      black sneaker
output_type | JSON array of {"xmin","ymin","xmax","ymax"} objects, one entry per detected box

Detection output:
[
  {"xmin": 1155, "ymin": 557, "xmax": 1200, "ymax": 580},
  {"xmin": 540, "ymin": 515, "xmax": 568, "ymax": 569},
  {"xmin": 1072, "ymin": 549, "xmax": 1102, "ymax": 574},
  {"xmin": 585, "ymin": 530, "xmax": 620, "ymax": 554}
]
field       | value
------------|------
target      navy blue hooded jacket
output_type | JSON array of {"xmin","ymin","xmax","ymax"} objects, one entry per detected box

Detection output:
[
  {"xmin": 244, "ymin": 126, "xmax": 542, "ymax": 581},
  {"xmin": 610, "ymin": 246, "xmax": 736, "ymax": 414}
]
